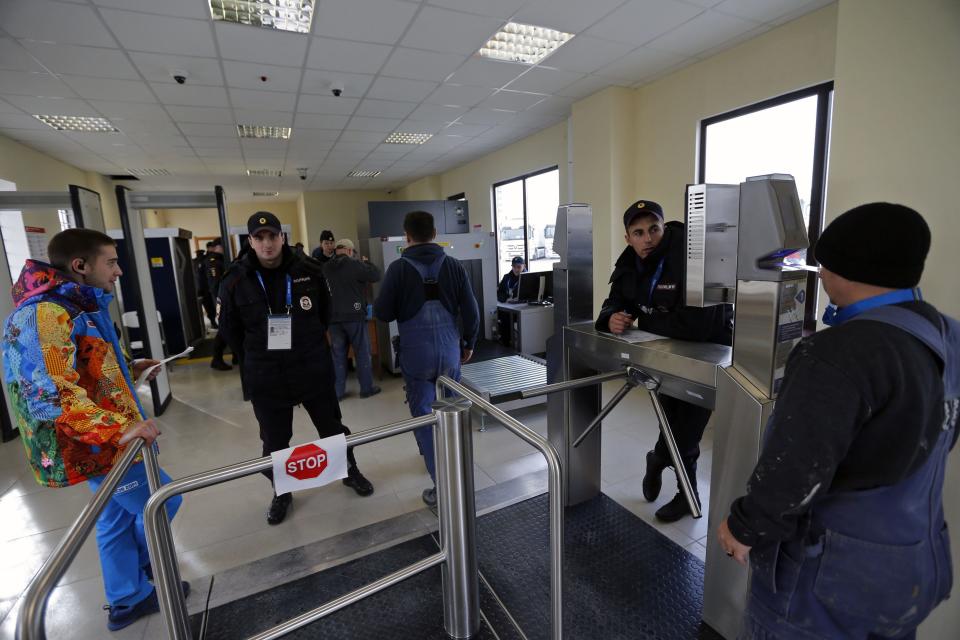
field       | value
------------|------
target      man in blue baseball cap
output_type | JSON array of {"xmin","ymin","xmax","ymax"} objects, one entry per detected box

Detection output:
[{"xmin": 497, "ymin": 255, "xmax": 525, "ymax": 302}]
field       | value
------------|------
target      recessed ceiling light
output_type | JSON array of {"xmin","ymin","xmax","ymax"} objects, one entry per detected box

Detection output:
[
  {"xmin": 210, "ymin": 0, "xmax": 315, "ymax": 34},
  {"xmin": 253, "ymin": 191, "xmax": 280, "ymax": 197},
  {"xmin": 348, "ymin": 170, "xmax": 381, "ymax": 178},
  {"xmin": 247, "ymin": 169, "xmax": 282, "ymax": 177},
  {"xmin": 34, "ymin": 115, "xmax": 120, "ymax": 132},
  {"xmin": 127, "ymin": 168, "xmax": 171, "ymax": 176},
  {"xmin": 477, "ymin": 22, "xmax": 574, "ymax": 65},
  {"xmin": 384, "ymin": 132, "xmax": 433, "ymax": 145},
  {"xmin": 237, "ymin": 124, "xmax": 291, "ymax": 139}
]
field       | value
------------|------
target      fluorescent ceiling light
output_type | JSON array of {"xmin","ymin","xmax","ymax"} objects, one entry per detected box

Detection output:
[
  {"xmin": 348, "ymin": 170, "xmax": 381, "ymax": 178},
  {"xmin": 477, "ymin": 22, "xmax": 574, "ymax": 65},
  {"xmin": 34, "ymin": 115, "xmax": 119, "ymax": 132},
  {"xmin": 237, "ymin": 124, "xmax": 292, "ymax": 139},
  {"xmin": 384, "ymin": 132, "xmax": 433, "ymax": 145},
  {"xmin": 253, "ymin": 191, "xmax": 279, "ymax": 196},
  {"xmin": 247, "ymin": 169, "xmax": 282, "ymax": 177},
  {"xmin": 210, "ymin": 0, "xmax": 315, "ymax": 34},
  {"xmin": 127, "ymin": 168, "xmax": 171, "ymax": 176}
]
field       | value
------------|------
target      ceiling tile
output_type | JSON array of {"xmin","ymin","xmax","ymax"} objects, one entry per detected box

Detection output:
[
  {"xmin": 585, "ymin": 0, "xmax": 703, "ymax": 45},
  {"xmin": 646, "ymin": 11, "xmax": 759, "ymax": 57},
  {"xmin": 153, "ymin": 84, "xmax": 230, "ymax": 108},
  {"xmin": 538, "ymin": 36, "xmax": 636, "ymax": 74},
  {"xmin": 234, "ymin": 109, "xmax": 295, "ymax": 126},
  {"xmin": 297, "ymin": 94, "xmax": 360, "ymax": 115},
  {"xmin": 166, "ymin": 105, "xmax": 234, "ymax": 123},
  {"xmin": 443, "ymin": 122, "xmax": 492, "ymax": 137},
  {"xmin": 503, "ymin": 66, "xmax": 583, "ymax": 93},
  {"xmin": 101, "ymin": 9, "xmax": 217, "ymax": 57},
  {"xmin": 229, "ymin": 88, "xmax": 297, "ymax": 111},
  {"xmin": 91, "ymin": 0, "xmax": 210, "ymax": 19},
  {"xmin": 367, "ymin": 77, "xmax": 439, "ymax": 103},
  {"xmin": 347, "ymin": 116, "xmax": 402, "ymax": 133},
  {"xmin": 406, "ymin": 103, "xmax": 468, "ymax": 123},
  {"xmin": 19, "ymin": 41, "xmax": 139, "ymax": 81},
  {"xmin": 457, "ymin": 108, "xmax": 517, "ymax": 126},
  {"xmin": 0, "ymin": 98, "xmax": 23, "ymax": 114},
  {"xmin": 594, "ymin": 47, "xmax": 688, "ymax": 83},
  {"xmin": 339, "ymin": 130, "xmax": 388, "ymax": 143},
  {"xmin": 294, "ymin": 113, "xmax": 350, "ymax": 129},
  {"xmin": 290, "ymin": 129, "xmax": 342, "ymax": 143},
  {"xmin": 314, "ymin": 0, "xmax": 418, "ymax": 45},
  {"xmin": 222, "ymin": 61, "xmax": 302, "ymax": 92},
  {"xmin": 0, "ymin": 114, "xmax": 53, "ymax": 130},
  {"xmin": 61, "ymin": 76, "xmax": 157, "ymax": 103},
  {"xmin": 355, "ymin": 99, "xmax": 416, "ymax": 119},
  {"xmin": 333, "ymin": 140, "xmax": 379, "ymax": 153},
  {"xmin": 401, "ymin": 7, "xmax": 503, "ymax": 55},
  {"xmin": 426, "ymin": 0, "xmax": 526, "ymax": 18},
  {"xmin": 512, "ymin": 0, "xmax": 629, "ymax": 34},
  {"xmin": 129, "ymin": 53, "xmax": 225, "ymax": 87},
  {"xmin": 394, "ymin": 119, "xmax": 447, "ymax": 134},
  {"xmin": 425, "ymin": 84, "xmax": 494, "ymax": 107},
  {"xmin": 1, "ymin": 0, "xmax": 119, "ymax": 47},
  {"xmin": 0, "ymin": 70, "xmax": 76, "ymax": 97},
  {"xmin": 177, "ymin": 123, "xmax": 238, "ymax": 136},
  {"xmin": 381, "ymin": 48, "xmax": 470, "ymax": 83},
  {"xmin": 306, "ymin": 37, "xmax": 393, "ymax": 75},
  {"xmin": 447, "ymin": 57, "xmax": 528, "ymax": 89},
  {"xmin": 301, "ymin": 71, "xmax": 374, "ymax": 97},
  {"xmin": 215, "ymin": 22, "xmax": 309, "ymax": 67},
  {"xmin": 0, "ymin": 39, "xmax": 46, "ymax": 73},
  {"xmin": 714, "ymin": 0, "xmax": 810, "ymax": 23},
  {"xmin": 187, "ymin": 135, "xmax": 242, "ymax": 148},
  {"xmin": 3, "ymin": 96, "xmax": 100, "ymax": 117},
  {"xmin": 478, "ymin": 90, "xmax": 548, "ymax": 112},
  {"xmin": 554, "ymin": 74, "xmax": 618, "ymax": 97}
]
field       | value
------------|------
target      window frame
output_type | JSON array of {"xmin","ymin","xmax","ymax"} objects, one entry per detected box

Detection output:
[
  {"xmin": 492, "ymin": 165, "xmax": 559, "ymax": 277},
  {"xmin": 698, "ymin": 81, "xmax": 833, "ymax": 331}
]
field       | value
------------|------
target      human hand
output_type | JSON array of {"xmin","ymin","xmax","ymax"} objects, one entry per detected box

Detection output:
[
  {"xmin": 131, "ymin": 359, "xmax": 162, "ymax": 382},
  {"xmin": 461, "ymin": 348, "xmax": 473, "ymax": 364},
  {"xmin": 717, "ymin": 518, "xmax": 751, "ymax": 566},
  {"xmin": 118, "ymin": 419, "xmax": 161, "ymax": 446},
  {"xmin": 607, "ymin": 312, "xmax": 634, "ymax": 334}
]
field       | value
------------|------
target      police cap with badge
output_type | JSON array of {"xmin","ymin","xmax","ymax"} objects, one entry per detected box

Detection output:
[
  {"xmin": 248, "ymin": 211, "xmax": 283, "ymax": 235},
  {"xmin": 623, "ymin": 200, "xmax": 664, "ymax": 227}
]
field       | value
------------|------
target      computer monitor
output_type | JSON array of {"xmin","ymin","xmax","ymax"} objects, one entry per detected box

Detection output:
[
  {"xmin": 541, "ymin": 270, "xmax": 553, "ymax": 300},
  {"xmin": 516, "ymin": 271, "xmax": 552, "ymax": 302}
]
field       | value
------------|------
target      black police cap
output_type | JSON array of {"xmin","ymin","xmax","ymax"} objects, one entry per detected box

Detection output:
[
  {"xmin": 623, "ymin": 200, "xmax": 664, "ymax": 228},
  {"xmin": 248, "ymin": 211, "xmax": 282, "ymax": 235}
]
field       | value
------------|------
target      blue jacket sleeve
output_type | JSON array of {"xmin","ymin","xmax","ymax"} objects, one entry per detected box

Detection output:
[{"xmin": 373, "ymin": 262, "xmax": 400, "ymax": 323}]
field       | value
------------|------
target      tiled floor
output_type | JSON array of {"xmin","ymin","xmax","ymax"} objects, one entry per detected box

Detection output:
[{"xmin": 0, "ymin": 359, "xmax": 714, "ymax": 639}]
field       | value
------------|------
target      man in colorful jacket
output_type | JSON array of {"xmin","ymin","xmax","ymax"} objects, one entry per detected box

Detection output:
[{"xmin": 2, "ymin": 228, "xmax": 185, "ymax": 632}]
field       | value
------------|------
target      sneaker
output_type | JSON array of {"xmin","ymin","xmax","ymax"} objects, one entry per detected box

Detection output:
[
  {"xmin": 655, "ymin": 492, "xmax": 698, "ymax": 523},
  {"xmin": 267, "ymin": 493, "xmax": 292, "ymax": 525},
  {"xmin": 421, "ymin": 487, "xmax": 437, "ymax": 507},
  {"xmin": 360, "ymin": 386, "xmax": 382, "ymax": 399},
  {"xmin": 105, "ymin": 582, "xmax": 190, "ymax": 632},
  {"xmin": 342, "ymin": 466, "xmax": 374, "ymax": 497},
  {"xmin": 210, "ymin": 359, "xmax": 232, "ymax": 371}
]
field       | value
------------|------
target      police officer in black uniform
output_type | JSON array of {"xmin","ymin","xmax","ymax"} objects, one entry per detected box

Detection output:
[
  {"xmin": 596, "ymin": 200, "xmax": 732, "ymax": 522},
  {"xmin": 195, "ymin": 246, "xmax": 216, "ymax": 328},
  {"xmin": 206, "ymin": 238, "xmax": 232, "ymax": 371},
  {"xmin": 218, "ymin": 212, "xmax": 374, "ymax": 525}
]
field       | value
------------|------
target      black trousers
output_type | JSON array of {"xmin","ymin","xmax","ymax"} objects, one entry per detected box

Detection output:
[
  {"xmin": 652, "ymin": 394, "xmax": 713, "ymax": 469},
  {"xmin": 212, "ymin": 332, "xmax": 227, "ymax": 361},
  {"xmin": 200, "ymin": 292, "xmax": 217, "ymax": 326},
  {"xmin": 252, "ymin": 394, "xmax": 357, "ymax": 492}
]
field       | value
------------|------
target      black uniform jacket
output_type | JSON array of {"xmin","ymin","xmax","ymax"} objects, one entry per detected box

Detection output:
[
  {"xmin": 218, "ymin": 246, "xmax": 336, "ymax": 405},
  {"xmin": 205, "ymin": 252, "xmax": 225, "ymax": 295},
  {"xmin": 595, "ymin": 221, "xmax": 732, "ymax": 344}
]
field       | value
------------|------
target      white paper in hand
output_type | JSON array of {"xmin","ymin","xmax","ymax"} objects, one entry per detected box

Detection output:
[{"xmin": 135, "ymin": 346, "xmax": 194, "ymax": 388}]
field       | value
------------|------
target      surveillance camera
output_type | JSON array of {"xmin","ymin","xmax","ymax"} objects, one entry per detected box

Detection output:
[
  {"xmin": 300, "ymin": 174, "xmax": 307, "ymax": 181},
  {"xmin": 171, "ymin": 70, "xmax": 188, "ymax": 85},
  {"xmin": 297, "ymin": 167, "xmax": 308, "ymax": 181},
  {"xmin": 330, "ymin": 81, "xmax": 344, "ymax": 97}
]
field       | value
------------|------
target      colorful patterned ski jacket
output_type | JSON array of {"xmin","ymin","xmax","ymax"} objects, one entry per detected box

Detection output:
[{"xmin": 3, "ymin": 260, "xmax": 145, "ymax": 487}]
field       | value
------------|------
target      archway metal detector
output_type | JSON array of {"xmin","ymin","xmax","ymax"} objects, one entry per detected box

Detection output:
[
  {"xmin": 115, "ymin": 185, "xmax": 231, "ymax": 416},
  {"xmin": 0, "ymin": 185, "xmax": 108, "ymax": 442}
]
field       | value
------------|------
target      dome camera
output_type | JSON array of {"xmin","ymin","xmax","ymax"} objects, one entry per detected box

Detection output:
[
  {"xmin": 330, "ymin": 81, "xmax": 344, "ymax": 97},
  {"xmin": 171, "ymin": 69, "xmax": 188, "ymax": 85}
]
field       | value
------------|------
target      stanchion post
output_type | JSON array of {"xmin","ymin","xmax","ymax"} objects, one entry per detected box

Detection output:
[{"xmin": 433, "ymin": 397, "xmax": 480, "ymax": 639}]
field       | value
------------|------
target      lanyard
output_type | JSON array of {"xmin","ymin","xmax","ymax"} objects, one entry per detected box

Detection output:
[
  {"xmin": 825, "ymin": 288, "xmax": 921, "ymax": 326},
  {"xmin": 255, "ymin": 271, "xmax": 292, "ymax": 315},
  {"xmin": 647, "ymin": 257, "xmax": 666, "ymax": 305}
]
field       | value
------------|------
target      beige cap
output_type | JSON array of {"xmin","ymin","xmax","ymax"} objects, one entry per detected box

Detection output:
[{"xmin": 335, "ymin": 238, "xmax": 354, "ymax": 250}]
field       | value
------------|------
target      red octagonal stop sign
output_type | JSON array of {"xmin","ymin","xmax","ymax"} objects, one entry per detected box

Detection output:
[{"xmin": 285, "ymin": 443, "xmax": 328, "ymax": 480}]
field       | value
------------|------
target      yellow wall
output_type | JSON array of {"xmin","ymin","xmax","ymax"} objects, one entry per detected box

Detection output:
[
  {"xmin": 395, "ymin": 175, "xmax": 442, "ymax": 201},
  {"xmin": 300, "ymin": 189, "xmax": 393, "ymax": 255},
  {"xmin": 153, "ymin": 200, "xmax": 302, "ymax": 253}
]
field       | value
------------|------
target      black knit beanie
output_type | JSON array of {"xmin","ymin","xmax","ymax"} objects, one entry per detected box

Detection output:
[{"xmin": 814, "ymin": 202, "xmax": 930, "ymax": 288}]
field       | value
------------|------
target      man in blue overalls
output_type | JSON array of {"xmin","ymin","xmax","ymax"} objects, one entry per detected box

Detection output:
[
  {"xmin": 374, "ymin": 211, "xmax": 480, "ymax": 506},
  {"xmin": 718, "ymin": 203, "xmax": 958, "ymax": 639}
]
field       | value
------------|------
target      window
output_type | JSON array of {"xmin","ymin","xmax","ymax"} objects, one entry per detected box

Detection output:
[
  {"xmin": 699, "ymin": 82, "xmax": 832, "ymax": 329},
  {"xmin": 492, "ymin": 166, "xmax": 560, "ymax": 279}
]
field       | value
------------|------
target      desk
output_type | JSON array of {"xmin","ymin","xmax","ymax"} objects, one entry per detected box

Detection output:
[{"xmin": 496, "ymin": 302, "xmax": 554, "ymax": 355}]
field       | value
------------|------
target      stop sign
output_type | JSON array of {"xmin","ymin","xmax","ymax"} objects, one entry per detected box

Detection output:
[{"xmin": 285, "ymin": 443, "xmax": 328, "ymax": 480}]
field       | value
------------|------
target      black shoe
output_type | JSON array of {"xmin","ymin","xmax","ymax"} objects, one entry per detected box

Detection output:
[
  {"xmin": 342, "ymin": 466, "xmax": 374, "ymax": 497},
  {"xmin": 360, "ymin": 386, "xmax": 381, "ymax": 399},
  {"xmin": 421, "ymin": 487, "xmax": 437, "ymax": 507},
  {"xmin": 267, "ymin": 493, "xmax": 292, "ymax": 525},
  {"xmin": 105, "ymin": 582, "xmax": 189, "ymax": 631},
  {"xmin": 642, "ymin": 450, "xmax": 668, "ymax": 502},
  {"xmin": 210, "ymin": 359, "xmax": 232, "ymax": 371},
  {"xmin": 231, "ymin": 355, "xmax": 238, "ymax": 365},
  {"xmin": 655, "ymin": 493, "xmax": 697, "ymax": 523}
]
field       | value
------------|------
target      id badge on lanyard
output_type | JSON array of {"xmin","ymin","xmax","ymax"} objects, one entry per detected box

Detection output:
[{"xmin": 257, "ymin": 271, "xmax": 293, "ymax": 351}]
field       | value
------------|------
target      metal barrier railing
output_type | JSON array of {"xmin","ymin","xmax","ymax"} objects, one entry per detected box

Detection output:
[{"xmin": 16, "ymin": 439, "xmax": 176, "ymax": 640}]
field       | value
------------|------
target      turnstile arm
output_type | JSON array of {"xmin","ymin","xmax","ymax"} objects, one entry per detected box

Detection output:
[
  {"xmin": 647, "ymin": 386, "xmax": 702, "ymax": 519},
  {"xmin": 572, "ymin": 381, "xmax": 634, "ymax": 448}
]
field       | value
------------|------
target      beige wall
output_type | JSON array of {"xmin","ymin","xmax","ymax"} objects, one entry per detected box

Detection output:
[
  {"xmin": 300, "ymin": 189, "xmax": 393, "ymax": 255},
  {"xmin": 395, "ymin": 175, "xmax": 442, "ymax": 201},
  {"xmin": 153, "ymin": 200, "xmax": 302, "ymax": 253}
]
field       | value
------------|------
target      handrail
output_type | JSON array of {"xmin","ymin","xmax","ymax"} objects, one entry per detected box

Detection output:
[
  {"xmin": 17, "ymin": 438, "xmax": 149, "ymax": 640},
  {"xmin": 437, "ymin": 376, "xmax": 565, "ymax": 640}
]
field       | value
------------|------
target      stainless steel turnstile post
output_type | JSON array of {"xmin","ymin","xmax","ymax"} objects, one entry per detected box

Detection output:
[{"xmin": 433, "ymin": 397, "xmax": 480, "ymax": 639}]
